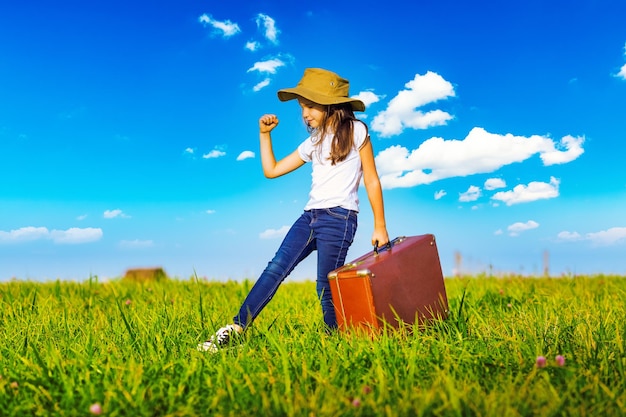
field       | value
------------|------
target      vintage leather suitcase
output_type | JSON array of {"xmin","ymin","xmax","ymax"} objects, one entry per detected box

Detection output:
[{"xmin": 328, "ymin": 235, "xmax": 448, "ymax": 331}]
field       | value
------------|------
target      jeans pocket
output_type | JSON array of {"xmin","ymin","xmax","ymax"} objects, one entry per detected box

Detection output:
[{"xmin": 325, "ymin": 206, "xmax": 350, "ymax": 220}]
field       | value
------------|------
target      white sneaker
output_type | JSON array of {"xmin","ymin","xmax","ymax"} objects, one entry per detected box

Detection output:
[{"xmin": 197, "ymin": 324, "xmax": 244, "ymax": 353}]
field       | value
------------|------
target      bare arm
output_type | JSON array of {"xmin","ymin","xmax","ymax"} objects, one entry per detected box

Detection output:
[
  {"xmin": 259, "ymin": 114, "xmax": 305, "ymax": 178},
  {"xmin": 360, "ymin": 137, "xmax": 390, "ymax": 247}
]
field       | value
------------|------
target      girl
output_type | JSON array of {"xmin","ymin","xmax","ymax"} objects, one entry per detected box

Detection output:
[{"xmin": 199, "ymin": 68, "xmax": 389, "ymax": 352}]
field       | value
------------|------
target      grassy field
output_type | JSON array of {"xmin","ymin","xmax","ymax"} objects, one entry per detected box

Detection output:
[{"xmin": 1, "ymin": 274, "xmax": 625, "ymax": 416}]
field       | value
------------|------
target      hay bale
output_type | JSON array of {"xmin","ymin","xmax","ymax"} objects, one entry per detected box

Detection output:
[{"xmin": 123, "ymin": 267, "xmax": 167, "ymax": 282}]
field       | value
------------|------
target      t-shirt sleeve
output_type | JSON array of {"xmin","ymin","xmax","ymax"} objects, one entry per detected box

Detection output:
[
  {"xmin": 354, "ymin": 121, "xmax": 368, "ymax": 150},
  {"xmin": 297, "ymin": 137, "xmax": 314, "ymax": 162}
]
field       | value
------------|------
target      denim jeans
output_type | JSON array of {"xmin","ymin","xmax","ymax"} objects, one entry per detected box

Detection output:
[{"xmin": 234, "ymin": 207, "xmax": 358, "ymax": 329}]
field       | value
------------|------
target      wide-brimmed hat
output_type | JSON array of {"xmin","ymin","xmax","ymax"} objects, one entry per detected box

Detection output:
[{"xmin": 277, "ymin": 68, "xmax": 365, "ymax": 112}]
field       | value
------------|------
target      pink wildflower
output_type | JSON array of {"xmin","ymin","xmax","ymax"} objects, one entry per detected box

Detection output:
[
  {"xmin": 555, "ymin": 355, "xmax": 566, "ymax": 366},
  {"xmin": 352, "ymin": 398, "xmax": 361, "ymax": 407},
  {"xmin": 536, "ymin": 356, "xmax": 547, "ymax": 368},
  {"xmin": 125, "ymin": 299, "xmax": 132, "ymax": 306},
  {"xmin": 362, "ymin": 385, "xmax": 372, "ymax": 395},
  {"xmin": 89, "ymin": 403, "xmax": 103, "ymax": 415}
]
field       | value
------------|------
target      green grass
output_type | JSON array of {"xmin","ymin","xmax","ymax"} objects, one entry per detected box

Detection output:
[{"xmin": 1, "ymin": 275, "xmax": 625, "ymax": 416}]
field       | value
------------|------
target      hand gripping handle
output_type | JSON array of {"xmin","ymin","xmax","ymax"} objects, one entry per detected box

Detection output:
[
  {"xmin": 373, "ymin": 239, "xmax": 393, "ymax": 255},
  {"xmin": 373, "ymin": 236, "xmax": 407, "ymax": 255}
]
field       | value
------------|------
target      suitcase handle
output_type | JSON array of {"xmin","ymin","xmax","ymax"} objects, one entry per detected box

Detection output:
[
  {"xmin": 373, "ymin": 236, "xmax": 407, "ymax": 255},
  {"xmin": 373, "ymin": 241, "xmax": 390, "ymax": 255}
]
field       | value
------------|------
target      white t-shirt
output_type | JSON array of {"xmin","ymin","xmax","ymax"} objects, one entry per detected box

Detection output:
[{"xmin": 297, "ymin": 121, "xmax": 368, "ymax": 212}]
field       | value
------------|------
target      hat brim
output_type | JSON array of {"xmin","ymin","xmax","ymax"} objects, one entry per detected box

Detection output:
[{"xmin": 277, "ymin": 87, "xmax": 366, "ymax": 112}]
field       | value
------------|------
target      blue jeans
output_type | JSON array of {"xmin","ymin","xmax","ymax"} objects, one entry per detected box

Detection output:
[{"xmin": 234, "ymin": 207, "xmax": 358, "ymax": 329}]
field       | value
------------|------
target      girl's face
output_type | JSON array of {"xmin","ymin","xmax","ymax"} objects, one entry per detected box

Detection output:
[{"xmin": 298, "ymin": 98, "xmax": 326, "ymax": 129}]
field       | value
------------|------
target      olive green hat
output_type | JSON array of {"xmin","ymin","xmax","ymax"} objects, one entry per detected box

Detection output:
[{"xmin": 277, "ymin": 68, "xmax": 365, "ymax": 112}]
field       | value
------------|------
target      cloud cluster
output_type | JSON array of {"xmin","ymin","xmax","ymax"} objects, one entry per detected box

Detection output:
[
  {"xmin": 353, "ymin": 90, "xmax": 383, "ymax": 109},
  {"xmin": 507, "ymin": 220, "xmax": 540, "ymax": 237},
  {"xmin": 256, "ymin": 13, "xmax": 279, "ymax": 44},
  {"xmin": 259, "ymin": 225, "xmax": 290, "ymax": 239},
  {"xmin": 557, "ymin": 227, "xmax": 626, "ymax": 246},
  {"xmin": 104, "ymin": 209, "xmax": 130, "ymax": 219},
  {"xmin": 203, "ymin": 149, "xmax": 226, "ymax": 159},
  {"xmin": 439, "ymin": 176, "xmax": 558, "ymax": 206},
  {"xmin": 247, "ymin": 56, "xmax": 293, "ymax": 92},
  {"xmin": 247, "ymin": 58, "xmax": 285, "ymax": 74},
  {"xmin": 484, "ymin": 178, "xmax": 506, "ymax": 191},
  {"xmin": 186, "ymin": 146, "xmax": 255, "ymax": 162},
  {"xmin": 237, "ymin": 151, "xmax": 255, "ymax": 161},
  {"xmin": 371, "ymin": 71, "xmax": 455, "ymax": 137},
  {"xmin": 198, "ymin": 14, "xmax": 241, "ymax": 38},
  {"xmin": 198, "ymin": 11, "xmax": 288, "ymax": 93},
  {"xmin": 495, "ymin": 223, "xmax": 626, "ymax": 245},
  {"xmin": 0, "ymin": 226, "xmax": 103, "ymax": 244},
  {"xmin": 459, "ymin": 186, "xmax": 481, "ymax": 202},
  {"xmin": 375, "ymin": 127, "xmax": 584, "ymax": 190},
  {"xmin": 434, "ymin": 190, "xmax": 447, "ymax": 200},
  {"xmin": 492, "ymin": 177, "xmax": 560, "ymax": 206}
]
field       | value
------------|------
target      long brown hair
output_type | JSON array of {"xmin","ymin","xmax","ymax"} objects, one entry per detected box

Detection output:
[{"xmin": 310, "ymin": 103, "xmax": 367, "ymax": 165}]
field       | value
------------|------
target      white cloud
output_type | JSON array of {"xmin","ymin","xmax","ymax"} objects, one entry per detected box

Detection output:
[
  {"xmin": 557, "ymin": 227, "xmax": 626, "ymax": 246},
  {"xmin": 198, "ymin": 14, "xmax": 241, "ymax": 38},
  {"xmin": 206, "ymin": 209, "xmax": 216, "ymax": 214},
  {"xmin": 253, "ymin": 78, "xmax": 271, "ymax": 92},
  {"xmin": 557, "ymin": 231, "xmax": 583, "ymax": 241},
  {"xmin": 0, "ymin": 226, "xmax": 102, "ymax": 244},
  {"xmin": 585, "ymin": 227, "xmax": 626, "ymax": 246},
  {"xmin": 77, "ymin": 214, "xmax": 88, "ymax": 221},
  {"xmin": 0, "ymin": 226, "xmax": 49, "ymax": 243},
  {"xmin": 353, "ymin": 90, "xmax": 382, "ymax": 108},
  {"xmin": 259, "ymin": 225, "xmax": 290, "ymax": 239},
  {"xmin": 459, "ymin": 185, "xmax": 481, "ymax": 202},
  {"xmin": 119, "ymin": 239, "xmax": 154, "ymax": 249},
  {"xmin": 256, "ymin": 13, "xmax": 279, "ymax": 44},
  {"xmin": 51, "ymin": 228, "xmax": 103, "ymax": 244},
  {"xmin": 434, "ymin": 190, "xmax": 447, "ymax": 200},
  {"xmin": 540, "ymin": 135, "xmax": 585, "ymax": 165},
  {"xmin": 104, "ymin": 209, "xmax": 130, "ymax": 219},
  {"xmin": 491, "ymin": 177, "xmax": 560, "ymax": 206},
  {"xmin": 245, "ymin": 41, "xmax": 260, "ymax": 52},
  {"xmin": 371, "ymin": 71, "xmax": 455, "ymax": 137},
  {"xmin": 375, "ymin": 127, "xmax": 583, "ymax": 189},
  {"xmin": 184, "ymin": 147, "xmax": 195, "ymax": 154},
  {"xmin": 237, "ymin": 150, "xmax": 255, "ymax": 161},
  {"xmin": 484, "ymin": 178, "xmax": 506, "ymax": 190},
  {"xmin": 248, "ymin": 58, "xmax": 285, "ymax": 74},
  {"xmin": 507, "ymin": 220, "xmax": 539, "ymax": 237},
  {"xmin": 203, "ymin": 149, "xmax": 226, "ymax": 159}
]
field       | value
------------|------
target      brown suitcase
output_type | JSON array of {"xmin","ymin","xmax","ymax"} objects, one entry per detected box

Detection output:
[{"xmin": 328, "ymin": 235, "xmax": 448, "ymax": 331}]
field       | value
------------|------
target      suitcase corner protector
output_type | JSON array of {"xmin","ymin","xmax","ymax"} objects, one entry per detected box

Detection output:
[{"xmin": 327, "ymin": 267, "xmax": 373, "ymax": 280}]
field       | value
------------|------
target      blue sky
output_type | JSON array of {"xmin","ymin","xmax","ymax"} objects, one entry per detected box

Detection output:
[{"xmin": 1, "ymin": 0, "xmax": 625, "ymax": 281}]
